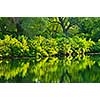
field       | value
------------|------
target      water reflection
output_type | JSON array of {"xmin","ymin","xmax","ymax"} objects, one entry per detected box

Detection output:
[{"xmin": 0, "ymin": 55, "xmax": 100, "ymax": 83}]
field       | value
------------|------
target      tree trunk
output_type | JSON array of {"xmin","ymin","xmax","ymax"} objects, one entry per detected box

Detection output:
[
  {"xmin": 12, "ymin": 17, "xmax": 23, "ymax": 37},
  {"xmin": 58, "ymin": 17, "xmax": 71, "ymax": 36}
]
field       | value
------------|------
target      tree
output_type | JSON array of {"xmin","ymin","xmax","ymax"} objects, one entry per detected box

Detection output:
[
  {"xmin": 0, "ymin": 17, "xmax": 24, "ymax": 38},
  {"xmin": 46, "ymin": 17, "xmax": 72, "ymax": 36},
  {"xmin": 21, "ymin": 17, "xmax": 47, "ymax": 37},
  {"xmin": 68, "ymin": 17, "xmax": 100, "ymax": 41},
  {"xmin": 0, "ymin": 17, "xmax": 48, "ymax": 38}
]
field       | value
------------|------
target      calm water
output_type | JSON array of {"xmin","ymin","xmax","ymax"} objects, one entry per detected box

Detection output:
[{"xmin": 0, "ymin": 55, "xmax": 100, "ymax": 83}]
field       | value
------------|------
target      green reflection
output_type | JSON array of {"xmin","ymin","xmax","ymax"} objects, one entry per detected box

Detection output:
[{"xmin": 0, "ymin": 55, "xmax": 100, "ymax": 83}]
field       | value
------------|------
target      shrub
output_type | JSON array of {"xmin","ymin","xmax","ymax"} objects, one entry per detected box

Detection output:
[{"xmin": 0, "ymin": 35, "xmax": 95, "ymax": 57}]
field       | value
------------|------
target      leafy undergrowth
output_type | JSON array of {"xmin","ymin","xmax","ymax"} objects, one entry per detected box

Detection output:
[{"xmin": 0, "ymin": 35, "xmax": 95, "ymax": 58}]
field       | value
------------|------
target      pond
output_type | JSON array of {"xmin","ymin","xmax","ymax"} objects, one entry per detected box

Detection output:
[{"xmin": 0, "ymin": 55, "xmax": 100, "ymax": 83}]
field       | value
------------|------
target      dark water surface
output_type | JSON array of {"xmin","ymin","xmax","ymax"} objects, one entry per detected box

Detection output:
[{"xmin": 0, "ymin": 55, "xmax": 100, "ymax": 83}]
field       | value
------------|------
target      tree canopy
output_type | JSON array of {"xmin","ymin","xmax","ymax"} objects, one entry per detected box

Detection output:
[{"xmin": 0, "ymin": 17, "xmax": 100, "ymax": 57}]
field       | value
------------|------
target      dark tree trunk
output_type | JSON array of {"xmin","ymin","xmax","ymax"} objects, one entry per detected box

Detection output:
[
  {"xmin": 12, "ymin": 17, "xmax": 23, "ymax": 37},
  {"xmin": 58, "ymin": 17, "xmax": 71, "ymax": 36},
  {"xmin": 58, "ymin": 17, "xmax": 67, "ymax": 34}
]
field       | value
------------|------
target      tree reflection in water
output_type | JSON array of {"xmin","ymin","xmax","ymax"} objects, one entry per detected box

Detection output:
[{"xmin": 0, "ymin": 55, "xmax": 100, "ymax": 83}]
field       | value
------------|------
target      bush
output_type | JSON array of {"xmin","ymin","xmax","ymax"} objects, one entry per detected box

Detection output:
[
  {"xmin": 91, "ymin": 39, "xmax": 100, "ymax": 53},
  {"xmin": 69, "ymin": 36, "xmax": 95, "ymax": 55},
  {"xmin": 29, "ymin": 36, "xmax": 58, "ymax": 57},
  {"xmin": 0, "ymin": 35, "xmax": 29, "ymax": 57},
  {"xmin": 0, "ymin": 35, "xmax": 95, "ymax": 57}
]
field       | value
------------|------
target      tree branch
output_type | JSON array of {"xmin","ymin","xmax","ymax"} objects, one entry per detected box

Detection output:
[
  {"xmin": 65, "ymin": 24, "xmax": 72, "ymax": 32},
  {"xmin": 48, "ymin": 19, "xmax": 61, "ymax": 24}
]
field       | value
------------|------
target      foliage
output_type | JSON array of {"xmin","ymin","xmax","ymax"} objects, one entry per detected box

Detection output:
[
  {"xmin": 0, "ymin": 55, "xmax": 98, "ymax": 83},
  {"xmin": 68, "ymin": 36, "xmax": 95, "ymax": 54},
  {"xmin": 56, "ymin": 36, "xmax": 94, "ymax": 56},
  {"xmin": 0, "ymin": 17, "xmax": 100, "ymax": 83},
  {"xmin": 68, "ymin": 17, "xmax": 100, "ymax": 40},
  {"xmin": 91, "ymin": 39, "xmax": 100, "ymax": 53},
  {"xmin": 0, "ymin": 35, "xmax": 29, "ymax": 57},
  {"xmin": 0, "ymin": 35, "xmax": 94, "ymax": 57},
  {"xmin": 21, "ymin": 17, "xmax": 48, "ymax": 37}
]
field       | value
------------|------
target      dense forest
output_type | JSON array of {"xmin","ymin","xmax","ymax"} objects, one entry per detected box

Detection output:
[{"xmin": 0, "ymin": 17, "xmax": 100, "ymax": 58}]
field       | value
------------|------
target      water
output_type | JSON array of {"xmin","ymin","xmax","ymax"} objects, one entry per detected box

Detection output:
[{"xmin": 0, "ymin": 55, "xmax": 100, "ymax": 83}]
